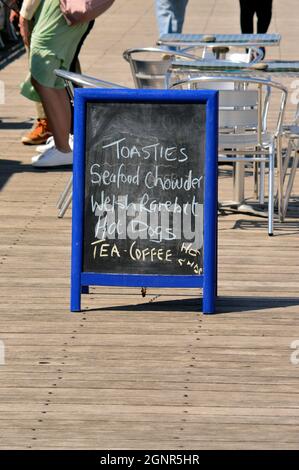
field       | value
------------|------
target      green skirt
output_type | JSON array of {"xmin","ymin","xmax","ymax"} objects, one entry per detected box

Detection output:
[{"xmin": 21, "ymin": 0, "xmax": 89, "ymax": 102}]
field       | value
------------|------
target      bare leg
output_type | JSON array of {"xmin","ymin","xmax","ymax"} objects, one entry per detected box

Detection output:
[{"xmin": 31, "ymin": 77, "xmax": 71, "ymax": 153}]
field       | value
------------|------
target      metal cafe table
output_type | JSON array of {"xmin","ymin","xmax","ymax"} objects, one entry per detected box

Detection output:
[
  {"xmin": 157, "ymin": 33, "xmax": 281, "ymax": 54},
  {"xmin": 170, "ymin": 59, "xmax": 299, "ymax": 77}
]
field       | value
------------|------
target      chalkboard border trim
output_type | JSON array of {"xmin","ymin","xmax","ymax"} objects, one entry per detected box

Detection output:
[
  {"xmin": 81, "ymin": 273, "xmax": 204, "ymax": 288},
  {"xmin": 71, "ymin": 88, "xmax": 218, "ymax": 314}
]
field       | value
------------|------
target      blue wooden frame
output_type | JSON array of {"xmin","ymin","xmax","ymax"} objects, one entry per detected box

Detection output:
[{"xmin": 71, "ymin": 88, "xmax": 218, "ymax": 314}]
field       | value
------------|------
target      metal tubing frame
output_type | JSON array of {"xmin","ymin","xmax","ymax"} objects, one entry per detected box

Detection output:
[
  {"xmin": 57, "ymin": 175, "xmax": 73, "ymax": 209},
  {"xmin": 54, "ymin": 70, "xmax": 128, "ymax": 218},
  {"xmin": 122, "ymin": 47, "xmax": 201, "ymax": 89}
]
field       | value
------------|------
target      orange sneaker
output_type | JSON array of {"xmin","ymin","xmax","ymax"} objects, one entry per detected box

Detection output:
[{"xmin": 22, "ymin": 119, "xmax": 52, "ymax": 145}]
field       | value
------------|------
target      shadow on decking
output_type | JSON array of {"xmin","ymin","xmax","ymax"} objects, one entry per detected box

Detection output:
[
  {"xmin": 84, "ymin": 295, "xmax": 299, "ymax": 314},
  {"xmin": 232, "ymin": 218, "xmax": 299, "ymax": 235},
  {"xmin": 0, "ymin": 160, "xmax": 35, "ymax": 191},
  {"xmin": 215, "ymin": 296, "xmax": 299, "ymax": 314},
  {"xmin": 0, "ymin": 120, "xmax": 33, "ymax": 130},
  {"xmin": 0, "ymin": 158, "xmax": 71, "ymax": 191}
]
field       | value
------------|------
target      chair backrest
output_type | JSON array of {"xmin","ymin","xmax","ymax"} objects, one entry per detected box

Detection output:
[
  {"xmin": 171, "ymin": 77, "xmax": 259, "ymax": 130},
  {"xmin": 123, "ymin": 47, "xmax": 199, "ymax": 89},
  {"xmin": 54, "ymin": 69, "xmax": 128, "ymax": 102},
  {"xmin": 170, "ymin": 76, "xmax": 287, "ymax": 144}
]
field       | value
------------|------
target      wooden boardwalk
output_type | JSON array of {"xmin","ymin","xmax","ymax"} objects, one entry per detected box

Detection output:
[{"xmin": 0, "ymin": 0, "xmax": 299, "ymax": 450}]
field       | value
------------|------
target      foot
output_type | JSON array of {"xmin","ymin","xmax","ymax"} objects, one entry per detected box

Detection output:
[
  {"xmin": 22, "ymin": 119, "xmax": 52, "ymax": 145},
  {"xmin": 36, "ymin": 135, "xmax": 73, "ymax": 153},
  {"xmin": 32, "ymin": 147, "xmax": 73, "ymax": 167},
  {"xmin": 35, "ymin": 136, "xmax": 55, "ymax": 153}
]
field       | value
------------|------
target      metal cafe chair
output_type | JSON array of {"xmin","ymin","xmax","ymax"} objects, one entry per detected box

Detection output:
[
  {"xmin": 168, "ymin": 68, "xmax": 272, "ymax": 209},
  {"xmin": 123, "ymin": 47, "xmax": 200, "ymax": 89},
  {"xmin": 54, "ymin": 69, "xmax": 128, "ymax": 218},
  {"xmin": 279, "ymin": 104, "xmax": 299, "ymax": 221},
  {"xmin": 123, "ymin": 45, "xmax": 263, "ymax": 91},
  {"xmin": 281, "ymin": 134, "xmax": 299, "ymax": 220},
  {"xmin": 171, "ymin": 76, "xmax": 288, "ymax": 235}
]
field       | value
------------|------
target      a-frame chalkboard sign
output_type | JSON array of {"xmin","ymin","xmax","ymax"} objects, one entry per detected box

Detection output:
[{"xmin": 71, "ymin": 88, "xmax": 218, "ymax": 314}]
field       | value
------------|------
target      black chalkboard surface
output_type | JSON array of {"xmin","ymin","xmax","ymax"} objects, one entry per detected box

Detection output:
[{"xmin": 83, "ymin": 101, "xmax": 206, "ymax": 275}]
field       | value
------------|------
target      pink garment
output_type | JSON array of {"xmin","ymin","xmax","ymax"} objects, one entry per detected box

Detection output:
[{"xmin": 59, "ymin": 0, "xmax": 114, "ymax": 25}]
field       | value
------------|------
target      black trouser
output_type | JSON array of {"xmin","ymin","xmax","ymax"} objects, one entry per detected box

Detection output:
[
  {"xmin": 70, "ymin": 20, "xmax": 95, "ymax": 73},
  {"xmin": 69, "ymin": 20, "xmax": 95, "ymax": 131},
  {"xmin": 239, "ymin": 0, "xmax": 273, "ymax": 33}
]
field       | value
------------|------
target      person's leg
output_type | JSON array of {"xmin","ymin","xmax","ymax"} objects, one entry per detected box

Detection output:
[
  {"xmin": 22, "ymin": 101, "xmax": 52, "ymax": 145},
  {"xmin": 155, "ymin": 0, "xmax": 189, "ymax": 36},
  {"xmin": 69, "ymin": 20, "xmax": 95, "ymax": 133},
  {"xmin": 31, "ymin": 77, "xmax": 71, "ymax": 153},
  {"xmin": 21, "ymin": 45, "xmax": 52, "ymax": 145},
  {"xmin": 35, "ymin": 102, "xmax": 46, "ymax": 120},
  {"xmin": 173, "ymin": 0, "xmax": 189, "ymax": 34},
  {"xmin": 155, "ymin": 0, "xmax": 173, "ymax": 36},
  {"xmin": 239, "ymin": 0, "xmax": 255, "ymax": 33},
  {"xmin": 256, "ymin": 0, "xmax": 273, "ymax": 33}
]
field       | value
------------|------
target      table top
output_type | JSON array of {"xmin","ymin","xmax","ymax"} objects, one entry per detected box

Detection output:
[
  {"xmin": 158, "ymin": 33, "xmax": 281, "ymax": 47},
  {"xmin": 263, "ymin": 60, "xmax": 299, "ymax": 74},
  {"xmin": 171, "ymin": 59, "xmax": 248, "ymax": 71},
  {"xmin": 171, "ymin": 60, "xmax": 299, "ymax": 77}
]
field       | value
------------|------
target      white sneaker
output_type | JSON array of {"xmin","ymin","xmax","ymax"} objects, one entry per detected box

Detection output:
[
  {"xmin": 32, "ymin": 147, "xmax": 73, "ymax": 167},
  {"xmin": 35, "ymin": 136, "xmax": 55, "ymax": 153},
  {"xmin": 36, "ymin": 135, "xmax": 73, "ymax": 153}
]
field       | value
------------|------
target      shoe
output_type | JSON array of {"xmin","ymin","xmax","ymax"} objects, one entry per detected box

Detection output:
[
  {"xmin": 32, "ymin": 147, "xmax": 73, "ymax": 167},
  {"xmin": 35, "ymin": 136, "xmax": 55, "ymax": 153},
  {"xmin": 36, "ymin": 135, "xmax": 73, "ymax": 154},
  {"xmin": 22, "ymin": 118, "xmax": 52, "ymax": 145}
]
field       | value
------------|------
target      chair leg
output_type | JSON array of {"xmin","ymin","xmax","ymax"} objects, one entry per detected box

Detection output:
[
  {"xmin": 259, "ymin": 161, "xmax": 265, "ymax": 205},
  {"xmin": 276, "ymin": 135, "xmax": 284, "ymax": 222},
  {"xmin": 283, "ymin": 149, "xmax": 299, "ymax": 219},
  {"xmin": 58, "ymin": 191, "xmax": 73, "ymax": 218},
  {"xmin": 268, "ymin": 149, "xmax": 275, "ymax": 236},
  {"xmin": 233, "ymin": 161, "xmax": 245, "ymax": 204},
  {"xmin": 275, "ymin": 138, "xmax": 293, "ymax": 220},
  {"xmin": 282, "ymin": 139, "xmax": 293, "ymax": 182},
  {"xmin": 253, "ymin": 161, "xmax": 259, "ymax": 198},
  {"xmin": 57, "ymin": 175, "xmax": 73, "ymax": 210}
]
